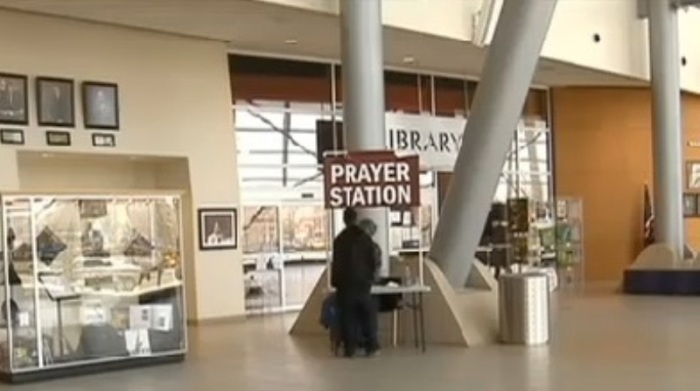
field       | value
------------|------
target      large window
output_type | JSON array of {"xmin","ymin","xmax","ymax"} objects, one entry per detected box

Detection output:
[
  {"xmin": 495, "ymin": 121, "xmax": 551, "ymax": 203},
  {"xmin": 235, "ymin": 100, "xmax": 330, "ymax": 189},
  {"xmin": 231, "ymin": 55, "xmax": 554, "ymax": 314}
]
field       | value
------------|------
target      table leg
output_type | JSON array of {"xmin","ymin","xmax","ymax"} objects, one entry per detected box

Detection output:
[
  {"xmin": 419, "ymin": 292, "xmax": 426, "ymax": 353},
  {"xmin": 392, "ymin": 310, "xmax": 398, "ymax": 348},
  {"xmin": 57, "ymin": 300, "xmax": 64, "ymax": 358},
  {"xmin": 412, "ymin": 292, "xmax": 419, "ymax": 349}
]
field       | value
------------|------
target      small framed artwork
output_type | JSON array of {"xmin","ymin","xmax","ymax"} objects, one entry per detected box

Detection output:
[
  {"xmin": 37, "ymin": 77, "xmax": 75, "ymax": 127},
  {"xmin": 46, "ymin": 131, "xmax": 71, "ymax": 146},
  {"xmin": 82, "ymin": 82, "xmax": 119, "ymax": 130},
  {"xmin": 687, "ymin": 161, "xmax": 700, "ymax": 190},
  {"xmin": 683, "ymin": 193, "xmax": 698, "ymax": 218},
  {"xmin": 0, "ymin": 73, "xmax": 28, "ymax": 125},
  {"xmin": 0, "ymin": 128, "xmax": 24, "ymax": 145},
  {"xmin": 198, "ymin": 208, "xmax": 238, "ymax": 250},
  {"xmin": 92, "ymin": 133, "xmax": 116, "ymax": 147}
]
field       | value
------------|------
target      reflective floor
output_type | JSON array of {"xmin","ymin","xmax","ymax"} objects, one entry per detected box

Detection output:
[{"xmin": 11, "ymin": 290, "xmax": 700, "ymax": 390}]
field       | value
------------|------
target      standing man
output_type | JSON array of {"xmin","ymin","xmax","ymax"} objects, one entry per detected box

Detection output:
[{"xmin": 331, "ymin": 208, "xmax": 380, "ymax": 357}]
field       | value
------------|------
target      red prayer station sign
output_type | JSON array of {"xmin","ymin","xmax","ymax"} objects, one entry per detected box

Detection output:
[{"xmin": 323, "ymin": 151, "xmax": 420, "ymax": 209}]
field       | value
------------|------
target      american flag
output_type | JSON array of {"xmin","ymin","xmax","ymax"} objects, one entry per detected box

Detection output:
[{"xmin": 643, "ymin": 183, "xmax": 654, "ymax": 248}]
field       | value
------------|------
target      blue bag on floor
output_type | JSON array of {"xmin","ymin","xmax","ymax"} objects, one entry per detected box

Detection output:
[{"xmin": 320, "ymin": 293, "xmax": 339, "ymax": 330}]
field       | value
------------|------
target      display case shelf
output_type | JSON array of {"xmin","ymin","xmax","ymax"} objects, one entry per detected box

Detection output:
[
  {"xmin": 555, "ymin": 198, "xmax": 585, "ymax": 288},
  {"xmin": 0, "ymin": 192, "xmax": 186, "ymax": 383}
]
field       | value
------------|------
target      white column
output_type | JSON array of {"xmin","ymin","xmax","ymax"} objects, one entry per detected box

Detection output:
[
  {"xmin": 648, "ymin": 0, "xmax": 685, "ymax": 259},
  {"xmin": 340, "ymin": 0, "xmax": 390, "ymax": 275}
]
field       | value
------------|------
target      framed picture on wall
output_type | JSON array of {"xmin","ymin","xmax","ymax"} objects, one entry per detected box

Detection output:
[
  {"xmin": 683, "ymin": 193, "xmax": 698, "ymax": 218},
  {"xmin": 37, "ymin": 77, "xmax": 75, "ymax": 127},
  {"xmin": 0, "ymin": 73, "xmax": 28, "ymax": 125},
  {"xmin": 687, "ymin": 161, "xmax": 700, "ymax": 190},
  {"xmin": 82, "ymin": 82, "xmax": 119, "ymax": 130},
  {"xmin": 198, "ymin": 208, "xmax": 238, "ymax": 250}
]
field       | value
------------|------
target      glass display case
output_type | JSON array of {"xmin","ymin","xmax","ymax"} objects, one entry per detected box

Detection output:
[{"xmin": 0, "ymin": 192, "xmax": 186, "ymax": 383}]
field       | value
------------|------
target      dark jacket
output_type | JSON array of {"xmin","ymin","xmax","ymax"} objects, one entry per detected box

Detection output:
[{"xmin": 331, "ymin": 225, "xmax": 378, "ymax": 292}]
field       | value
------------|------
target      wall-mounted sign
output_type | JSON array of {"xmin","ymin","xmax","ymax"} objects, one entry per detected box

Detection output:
[
  {"xmin": 46, "ymin": 130, "xmax": 71, "ymax": 146},
  {"xmin": 315, "ymin": 115, "xmax": 465, "ymax": 171},
  {"xmin": 0, "ymin": 128, "xmax": 24, "ymax": 145},
  {"xmin": 385, "ymin": 113, "xmax": 465, "ymax": 170},
  {"xmin": 316, "ymin": 114, "xmax": 548, "ymax": 171},
  {"xmin": 92, "ymin": 133, "xmax": 116, "ymax": 148},
  {"xmin": 323, "ymin": 151, "xmax": 420, "ymax": 209}
]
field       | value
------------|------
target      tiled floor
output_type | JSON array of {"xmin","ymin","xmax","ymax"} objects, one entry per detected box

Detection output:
[{"xmin": 11, "ymin": 290, "xmax": 700, "ymax": 390}]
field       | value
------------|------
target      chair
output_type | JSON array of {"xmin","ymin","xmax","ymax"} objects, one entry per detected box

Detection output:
[{"xmin": 376, "ymin": 277, "xmax": 403, "ymax": 347}]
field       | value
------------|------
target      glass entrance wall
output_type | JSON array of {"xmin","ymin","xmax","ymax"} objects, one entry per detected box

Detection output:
[{"xmin": 230, "ymin": 54, "xmax": 553, "ymax": 313}]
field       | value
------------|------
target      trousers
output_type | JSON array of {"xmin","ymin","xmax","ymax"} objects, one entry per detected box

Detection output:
[{"xmin": 336, "ymin": 288, "xmax": 378, "ymax": 356}]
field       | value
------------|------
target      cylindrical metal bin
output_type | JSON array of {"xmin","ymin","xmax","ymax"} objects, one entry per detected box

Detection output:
[{"xmin": 499, "ymin": 272, "xmax": 550, "ymax": 345}]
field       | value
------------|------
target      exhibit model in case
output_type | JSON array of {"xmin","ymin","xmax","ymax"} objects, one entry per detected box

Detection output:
[{"xmin": 0, "ymin": 192, "xmax": 186, "ymax": 383}]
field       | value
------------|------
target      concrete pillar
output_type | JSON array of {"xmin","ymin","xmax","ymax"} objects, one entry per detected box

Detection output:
[
  {"xmin": 340, "ymin": 0, "xmax": 390, "ymax": 275},
  {"xmin": 648, "ymin": 0, "xmax": 685, "ymax": 259},
  {"xmin": 430, "ymin": 0, "xmax": 558, "ymax": 287}
]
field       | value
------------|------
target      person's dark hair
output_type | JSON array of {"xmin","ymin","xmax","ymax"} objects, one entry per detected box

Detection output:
[{"xmin": 343, "ymin": 208, "xmax": 358, "ymax": 226}]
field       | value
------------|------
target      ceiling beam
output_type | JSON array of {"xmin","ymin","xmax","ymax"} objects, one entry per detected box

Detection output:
[
  {"xmin": 674, "ymin": 0, "xmax": 700, "ymax": 8},
  {"xmin": 639, "ymin": 0, "xmax": 700, "ymax": 19}
]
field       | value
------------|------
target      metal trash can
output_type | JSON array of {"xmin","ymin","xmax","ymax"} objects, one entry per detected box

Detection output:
[{"xmin": 499, "ymin": 272, "xmax": 550, "ymax": 345}]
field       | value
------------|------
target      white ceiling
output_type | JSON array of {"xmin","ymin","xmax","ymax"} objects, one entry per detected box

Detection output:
[{"xmin": 0, "ymin": 0, "xmax": 645, "ymax": 86}]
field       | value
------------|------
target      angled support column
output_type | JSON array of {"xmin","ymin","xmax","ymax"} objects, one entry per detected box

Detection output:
[
  {"xmin": 340, "ymin": 0, "xmax": 390, "ymax": 275},
  {"xmin": 430, "ymin": 0, "xmax": 558, "ymax": 287},
  {"xmin": 648, "ymin": 0, "xmax": 685, "ymax": 259}
]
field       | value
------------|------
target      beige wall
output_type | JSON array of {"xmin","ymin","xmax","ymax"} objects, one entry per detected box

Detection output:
[
  {"xmin": 0, "ymin": 9, "xmax": 244, "ymax": 320},
  {"xmin": 17, "ymin": 154, "xmax": 160, "ymax": 190},
  {"xmin": 553, "ymin": 87, "xmax": 700, "ymax": 282}
]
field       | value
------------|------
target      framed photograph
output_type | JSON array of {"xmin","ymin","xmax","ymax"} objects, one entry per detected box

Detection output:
[
  {"xmin": 198, "ymin": 208, "xmax": 238, "ymax": 250},
  {"xmin": 92, "ymin": 133, "xmax": 116, "ymax": 147},
  {"xmin": 684, "ymin": 193, "xmax": 698, "ymax": 217},
  {"xmin": 37, "ymin": 77, "xmax": 75, "ymax": 127},
  {"xmin": 82, "ymin": 82, "xmax": 119, "ymax": 130},
  {"xmin": 0, "ymin": 128, "xmax": 24, "ymax": 145},
  {"xmin": 46, "ymin": 130, "xmax": 71, "ymax": 146},
  {"xmin": 0, "ymin": 73, "xmax": 28, "ymax": 125},
  {"xmin": 684, "ymin": 193, "xmax": 699, "ymax": 218},
  {"xmin": 687, "ymin": 161, "xmax": 700, "ymax": 190}
]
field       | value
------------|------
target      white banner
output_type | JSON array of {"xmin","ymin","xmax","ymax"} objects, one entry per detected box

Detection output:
[{"xmin": 385, "ymin": 113, "xmax": 466, "ymax": 170}]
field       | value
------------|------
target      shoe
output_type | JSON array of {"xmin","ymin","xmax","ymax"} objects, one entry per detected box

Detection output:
[{"xmin": 365, "ymin": 347, "xmax": 380, "ymax": 357}]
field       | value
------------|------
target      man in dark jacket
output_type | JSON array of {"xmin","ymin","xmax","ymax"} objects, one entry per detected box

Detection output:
[{"xmin": 331, "ymin": 208, "xmax": 380, "ymax": 357}]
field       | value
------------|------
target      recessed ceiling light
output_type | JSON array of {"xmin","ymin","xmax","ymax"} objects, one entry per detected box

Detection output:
[
  {"xmin": 285, "ymin": 39, "xmax": 298, "ymax": 45},
  {"xmin": 402, "ymin": 56, "xmax": 416, "ymax": 64},
  {"xmin": 41, "ymin": 153, "xmax": 53, "ymax": 158}
]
